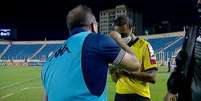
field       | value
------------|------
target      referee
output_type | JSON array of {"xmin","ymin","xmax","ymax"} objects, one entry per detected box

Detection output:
[{"xmin": 110, "ymin": 16, "xmax": 158, "ymax": 101}]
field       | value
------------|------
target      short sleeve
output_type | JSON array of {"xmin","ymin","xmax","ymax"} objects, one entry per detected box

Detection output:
[
  {"xmin": 98, "ymin": 35, "xmax": 126, "ymax": 65},
  {"xmin": 143, "ymin": 43, "xmax": 157, "ymax": 71}
]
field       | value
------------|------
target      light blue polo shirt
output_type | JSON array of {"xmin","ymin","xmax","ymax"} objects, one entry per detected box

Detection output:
[{"xmin": 41, "ymin": 28, "xmax": 125, "ymax": 101}]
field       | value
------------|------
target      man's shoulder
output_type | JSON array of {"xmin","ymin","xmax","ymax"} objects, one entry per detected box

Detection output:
[
  {"xmin": 88, "ymin": 32, "xmax": 110, "ymax": 39},
  {"xmin": 135, "ymin": 38, "xmax": 156, "ymax": 54},
  {"xmin": 135, "ymin": 38, "xmax": 151, "ymax": 47},
  {"xmin": 139, "ymin": 38, "xmax": 149, "ymax": 44},
  {"xmin": 86, "ymin": 33, "xmax": 116, "ymax": 45}
]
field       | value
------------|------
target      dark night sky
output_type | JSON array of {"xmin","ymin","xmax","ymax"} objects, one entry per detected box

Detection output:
[{"xmin": 0, "ymin": 0, "xmax": 198, "ymax": 40}]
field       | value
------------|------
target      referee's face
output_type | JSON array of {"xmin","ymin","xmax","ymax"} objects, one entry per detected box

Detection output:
[{"xmin": 114, "ymin": 25, "xmax": 130, "ymax": 38}]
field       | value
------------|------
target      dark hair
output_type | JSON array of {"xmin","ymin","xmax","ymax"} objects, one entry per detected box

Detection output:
[
  {"xmin": 66, "ymin": 5, "xmax": 95, "ymax": 31},
  {"xmin": 114, "ymin": 15, "xmax": 133, "ymax": 28}
]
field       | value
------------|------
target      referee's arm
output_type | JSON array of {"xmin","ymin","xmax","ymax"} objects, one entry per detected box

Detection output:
[{"xmin": 128, "ymin": 69, "xmax": 157, "ymax": 84}]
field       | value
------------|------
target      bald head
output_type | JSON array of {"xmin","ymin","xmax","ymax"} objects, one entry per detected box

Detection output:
[{"xmin": 67, "ymin": 5, "xmax": 96, "ymax": 31}]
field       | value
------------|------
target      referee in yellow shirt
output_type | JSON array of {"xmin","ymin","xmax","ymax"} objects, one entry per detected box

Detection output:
[{"xmin": 110, "ymin": 15, "xmax": 158, "ymax": 101}]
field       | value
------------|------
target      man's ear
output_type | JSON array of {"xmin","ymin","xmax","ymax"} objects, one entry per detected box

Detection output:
[
  {"xmin": 90, "ymin": 23, "xmax": 95, "ymax": 32},
  {"xmin": 91, "ymin": 23, "xmax": 98, "ymax": 33}
]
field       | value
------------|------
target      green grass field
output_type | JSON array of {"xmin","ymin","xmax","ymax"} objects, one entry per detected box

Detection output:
[{"xmin": 0, "ymin": 66, "xmax": 171, "ymax": 101}]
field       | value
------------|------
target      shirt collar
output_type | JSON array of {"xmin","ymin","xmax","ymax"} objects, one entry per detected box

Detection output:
[{"xmin": 69, "ymin": 27, "xmax": 89, "ymax": 37}]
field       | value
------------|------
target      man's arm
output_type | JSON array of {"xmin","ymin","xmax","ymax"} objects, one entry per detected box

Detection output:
[
  {"xmin": 120, "ymin": 52, "xmax": 140, "ymax": 71},
  {"xmin": 109, "ymin": 31, "xmax": 140, "ymax": 71},
  {"xmin": 164, "ymin": 70, "xmax": 180, "ymax": 101},
  {"xmin": 164, "ymin": 50, "xmax": 185, "ymax": 101}
]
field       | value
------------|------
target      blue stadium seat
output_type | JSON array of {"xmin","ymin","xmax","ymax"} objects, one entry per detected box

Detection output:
[
  {"xmin": 0, "ymin": 45, "xmax": 7, "ymax": 53},
  {"xmin": 164, "ymin": 38, "xmax": 184, "ymax": 53},
  {"xmin": 148, "ymin": 36, "xmax": 180, "ymax": 52},
  {"xmin": 2, "ymin": 44, "xmax": 42, "ymax": 59},
  {"xmin": 34, "ymin": 44, "xmax": 62, "ymax": 59},
  {"xmin": 148, "ymin": 36, "xmax": 184, "ymax": 61}
]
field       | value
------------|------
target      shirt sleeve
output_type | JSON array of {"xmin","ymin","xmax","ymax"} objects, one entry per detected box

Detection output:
[
  {"xmin": 143, "ymin": 43, "xmax": 158, "ymax": 71},
  {"xmin": 98, "ymin": 34, "xmax": 126, "ymax": 65}
]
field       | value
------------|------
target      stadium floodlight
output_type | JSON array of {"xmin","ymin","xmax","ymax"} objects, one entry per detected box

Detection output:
[{"xmin": 0, "ymin": 29, "xmax": 11, "ymax": 36}]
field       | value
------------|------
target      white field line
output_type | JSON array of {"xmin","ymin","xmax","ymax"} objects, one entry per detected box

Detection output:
[
  {"xmin": 0, "ymin": 77, "xmax": 39, "ymax": 90},
  {"xmin": 0, "ymin": 86, "xmax": 42, "ymax": 99},
  {"xmin": 20, "ymin": 87, "xmax": 42, "ymax": 91},
  {"xmin": 0, "ymin": 93, "xmax": 14, "ymax": 99}
]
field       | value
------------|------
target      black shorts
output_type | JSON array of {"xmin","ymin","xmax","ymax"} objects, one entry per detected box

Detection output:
[{"xmin": 114, "ymin": 93, "xmax": 150, "ymax": 101}]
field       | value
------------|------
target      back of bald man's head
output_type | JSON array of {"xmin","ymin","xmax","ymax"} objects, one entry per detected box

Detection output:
[{"xmin": 67, "ymin": 5, "xmax": 95, "ymax": 31}]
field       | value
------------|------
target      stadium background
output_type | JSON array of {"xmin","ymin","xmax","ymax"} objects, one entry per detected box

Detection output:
[{"xmin": 0, "ymin": 31, "xmax": 184, "ymax": 101}]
